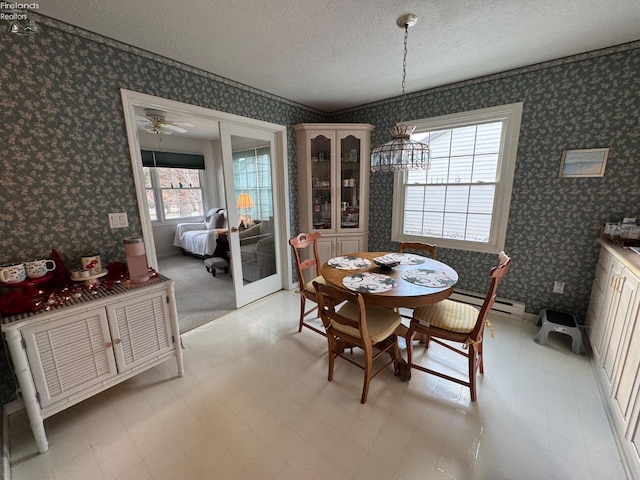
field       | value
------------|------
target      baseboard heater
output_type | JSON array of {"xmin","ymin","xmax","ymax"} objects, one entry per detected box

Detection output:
[{"xmin": 449, "ymin": 288, "xmax": 526, "ymax": 321}]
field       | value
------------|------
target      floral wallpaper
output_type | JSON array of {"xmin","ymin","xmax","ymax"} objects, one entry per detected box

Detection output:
[
  {"xmin": 336, "ymin": 42, "xmax": 640, "ymax": 323},
  {"xmin": 1, "ymin": 13, "xmax": 639, "ymax": 406},
  {"xmin": 0, "ymin": 17, "xmax": 323, "ymax": 403}
]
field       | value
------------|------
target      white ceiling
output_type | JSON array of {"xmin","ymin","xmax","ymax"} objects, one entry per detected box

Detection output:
[{"xmin": 39, "ymin": 1, "xmax": 639, "ymax": 113}]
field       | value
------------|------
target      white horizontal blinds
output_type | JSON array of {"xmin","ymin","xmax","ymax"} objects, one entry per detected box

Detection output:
[
  {"xmin": 114, "ymin": 295, "xmax": 169, "ymax": 368},
  {"xmin": 404, "ymin": 122, "xmax": 503, "ymax": 243},
  {"xmin": 35, "ymin": 313, "xmax": 112, "ymax": 402}
]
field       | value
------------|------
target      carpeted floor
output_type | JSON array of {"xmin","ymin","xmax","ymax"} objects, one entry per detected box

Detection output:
[{"xmin": 157, "ymin": 253, "xmax": 236, "ymax": 332}]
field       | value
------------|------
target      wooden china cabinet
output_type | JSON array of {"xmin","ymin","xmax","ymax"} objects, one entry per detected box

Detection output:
[{"xmin": 294, "ymin": 123, "xmax": 373, "ymax": 266}]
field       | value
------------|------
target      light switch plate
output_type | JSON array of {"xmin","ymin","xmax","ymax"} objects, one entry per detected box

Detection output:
[
  {"xmin": 553, "ymin": 281, "xmax": 565, "ymax": 294},
  {"xmin": 108, "ymin": 212, "xmax": 129, "ymax": 228}
]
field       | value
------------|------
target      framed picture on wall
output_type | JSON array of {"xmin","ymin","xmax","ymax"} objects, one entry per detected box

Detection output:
[{"xmin": 559, "ymin": 148, "xmax": 609, "ymax": 177}]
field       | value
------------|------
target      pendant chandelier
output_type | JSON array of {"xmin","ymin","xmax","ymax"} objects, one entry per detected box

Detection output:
[{"xmin": 371, "ymin": 14, "xmax": 430, "ymax": 173}]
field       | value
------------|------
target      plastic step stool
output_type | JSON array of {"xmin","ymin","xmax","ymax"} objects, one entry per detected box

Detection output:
[
  {"xmin": 534, "ymin": 309, "xmax": 584, "ymax": 354},
  {"xmin": 204, "ymin": 257, "xmax": 229, "ymax": 277}
]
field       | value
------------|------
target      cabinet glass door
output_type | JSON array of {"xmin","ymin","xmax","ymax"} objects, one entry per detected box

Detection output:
[
  {"xmin": 311, "ymin": 134, "xmax": 332, "ymax": 230},
  {"xmin": 340, "ymin": 135, "xmax": 361, "ymax": 230}
]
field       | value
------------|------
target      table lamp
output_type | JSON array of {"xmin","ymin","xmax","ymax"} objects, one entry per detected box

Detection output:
[{"xmin": 237, "ymin": 193, "xmax": 255, "ymax": 227}]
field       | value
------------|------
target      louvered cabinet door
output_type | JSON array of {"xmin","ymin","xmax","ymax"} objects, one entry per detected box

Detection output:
[
  {"xmin": 106, "ymin": 290, "xmax": 174, "ymax": 373},
  {"xmin": 21, "ymin": 307, "xmax": 118, "ymax": 409}
]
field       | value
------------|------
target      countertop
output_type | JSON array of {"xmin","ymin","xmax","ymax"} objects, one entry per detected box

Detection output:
[{"xmin": 599, "ymin": 238, "xmax": 640, "ymax": 278}]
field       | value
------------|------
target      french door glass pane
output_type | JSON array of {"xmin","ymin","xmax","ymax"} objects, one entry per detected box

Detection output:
[{"xmin": 233, "ymin": 146, "xmax": 273, "ymax": 224}]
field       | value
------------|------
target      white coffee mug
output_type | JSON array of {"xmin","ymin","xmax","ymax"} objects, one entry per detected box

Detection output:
[
  {"xmin": 0, "ymin": 262, "xmax": 27, "ymax": 283},
  {"xmin": 25, "ymin": 259, "xmax": 56, "ymax": 278}
]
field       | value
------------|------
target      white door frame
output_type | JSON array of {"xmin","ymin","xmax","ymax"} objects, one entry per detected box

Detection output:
[{"xmin": 120, "ymin": 89, "xmax": 292, "ymax": 295}]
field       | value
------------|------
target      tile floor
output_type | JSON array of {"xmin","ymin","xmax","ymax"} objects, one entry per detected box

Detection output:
[{"xmin": 8, "ymin": 291, "xmax": 627, "ymax": 479}]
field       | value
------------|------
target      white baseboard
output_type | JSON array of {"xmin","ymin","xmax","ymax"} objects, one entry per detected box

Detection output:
[{"xmin": 450, "ymin": 288, "xmax": 526, "ymax": 321}]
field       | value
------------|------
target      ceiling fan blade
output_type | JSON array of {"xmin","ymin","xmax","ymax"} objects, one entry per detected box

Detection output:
[
  {"xmin": 171, "ymin": 121, "xmax": 194, "ymax": 127},
  {"xmin": 163, "ymin": 124, "xmax": 188, "ymax": 134},
  {"xmin": 142, "ymin": 125, "xmax": 173, "ymax": 135}
]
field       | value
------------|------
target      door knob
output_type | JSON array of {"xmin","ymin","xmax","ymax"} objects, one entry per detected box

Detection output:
[{"xmin": 231, "ymin": 226, "xmax": 239, "ymax": 232}]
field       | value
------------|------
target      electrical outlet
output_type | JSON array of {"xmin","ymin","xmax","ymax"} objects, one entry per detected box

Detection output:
[{"xmin": 553, "ymin": 281, "xmax": 565, "ymax": 294}]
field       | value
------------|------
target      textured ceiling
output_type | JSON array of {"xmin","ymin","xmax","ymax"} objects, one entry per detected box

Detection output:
[{"xmin": 38, "ymin": 0, "xmax": 640, "ymax": 112}]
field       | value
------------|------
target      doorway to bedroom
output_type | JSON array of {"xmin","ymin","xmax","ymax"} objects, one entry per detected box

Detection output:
[
  {"xmin": 121, "ymin": 90, "xmax": 291, "ymax": 332},
  {"xmin": 158, "ymin": 253, "xmax": 235, "ymax": 332},
  {"xmin": 133, "ymin": 106, "xmax": 233, "ymax": 332}
]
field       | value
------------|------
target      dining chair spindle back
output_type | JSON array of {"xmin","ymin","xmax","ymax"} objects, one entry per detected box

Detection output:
[
  {"xmin": 289, "ymin": 232, "xmax": 326, "ymax": 335},
  {"xmin": 398, "ymin": 241, "xmax": 437, "ymax": 259}
]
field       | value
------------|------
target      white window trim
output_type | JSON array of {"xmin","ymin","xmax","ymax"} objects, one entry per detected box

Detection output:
[{"xmin": 391, "ymin": 102, "xmax": 524, "ymax": 254}]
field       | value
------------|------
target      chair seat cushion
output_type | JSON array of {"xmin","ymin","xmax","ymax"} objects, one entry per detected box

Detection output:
[
  {"xmin": 304, "ymin": 276, "xmax": 325, "ymax": 297},
  {"xmin": 334, "ymin": 303, "xmax": 401, "ymax": 343},
  {"xmin": 412, "ymin": 300, "xmax": 480, "ymax": 333}
]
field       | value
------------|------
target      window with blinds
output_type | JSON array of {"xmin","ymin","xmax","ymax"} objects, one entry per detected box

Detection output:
[
  {"xmin": 393, "ymin": 103, "xmax": 523, "ymax": 253},
  {"xmin": 141, "ymin": 150, "xmax": 206, "ymax": 222}
]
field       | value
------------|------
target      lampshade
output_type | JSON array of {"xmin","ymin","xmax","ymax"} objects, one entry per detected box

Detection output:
[
  {"xmin": 370, "ymin": 14, "xmax": 430, "ymax": 173},
  {"xmin": 236, "ymin": 193, "xmax": 255, "ymax": 210},
  {"xmin": 370, "ymin": 125, "xmax": 430, "ymax": 172}
]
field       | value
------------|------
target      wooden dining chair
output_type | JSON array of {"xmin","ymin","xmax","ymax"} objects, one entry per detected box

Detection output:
[
  {"xmin": 398, "ymin": 241, "xmax": 436, "ymax": 259},
  {"xmin": 314, "ymin": 281, "xmax": 404, "ymax": 403},
  {"xmin": 405, "ymin": 251, "xmax": 511, "ymax": 401},
  {"xmin": 289, "ymin": 232, "xmax": 326, "ymax": 335}
]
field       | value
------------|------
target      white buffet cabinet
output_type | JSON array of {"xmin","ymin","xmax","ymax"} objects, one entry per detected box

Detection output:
[
  {"xmin": 1, "ymin": 275, "xmax": 184, "ymax": 453},
  {"xmin": 586, "ymin": 239, "xmax": 640, "ymax": 478}
]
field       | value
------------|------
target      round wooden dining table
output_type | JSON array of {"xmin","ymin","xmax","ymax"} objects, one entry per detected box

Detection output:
[{"xmin": 320, "ymin": 252, "xmax": 458, "ymax": 309}]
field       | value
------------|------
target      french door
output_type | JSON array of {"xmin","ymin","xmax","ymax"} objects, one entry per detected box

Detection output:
[{"xmin": 220, "ymin": 122, "xmax": 283, "ymax": 307}]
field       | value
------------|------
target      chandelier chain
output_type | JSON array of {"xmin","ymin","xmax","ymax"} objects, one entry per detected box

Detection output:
[
  {"xmin": 400, "ymin": 23, "xmax": 408, "ymax": 124},
  {"xmin": 369, "ymin": 13, "xmax": 430, "ymax": 173}
]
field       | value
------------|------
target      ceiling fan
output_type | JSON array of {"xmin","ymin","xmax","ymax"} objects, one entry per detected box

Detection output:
[{"xmin": 137, "ymin": 108, "xmax": 194, "ymax": 134}]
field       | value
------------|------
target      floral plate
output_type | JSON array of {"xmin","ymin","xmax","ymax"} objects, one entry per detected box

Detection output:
[
  {"xmin": 342, "ymin": 272, "xmax": 397, "ymax": 293},
  {"xmin": 382, "ymin": 253, "xmax": 426, "ymax": 265},
  {"xmin": 328, "ymin": 256, "xmax": 372, "ymax": 270},
  {"xmin": 401, "ymin": 268, "xmax": 458, "ymax": 288}
]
